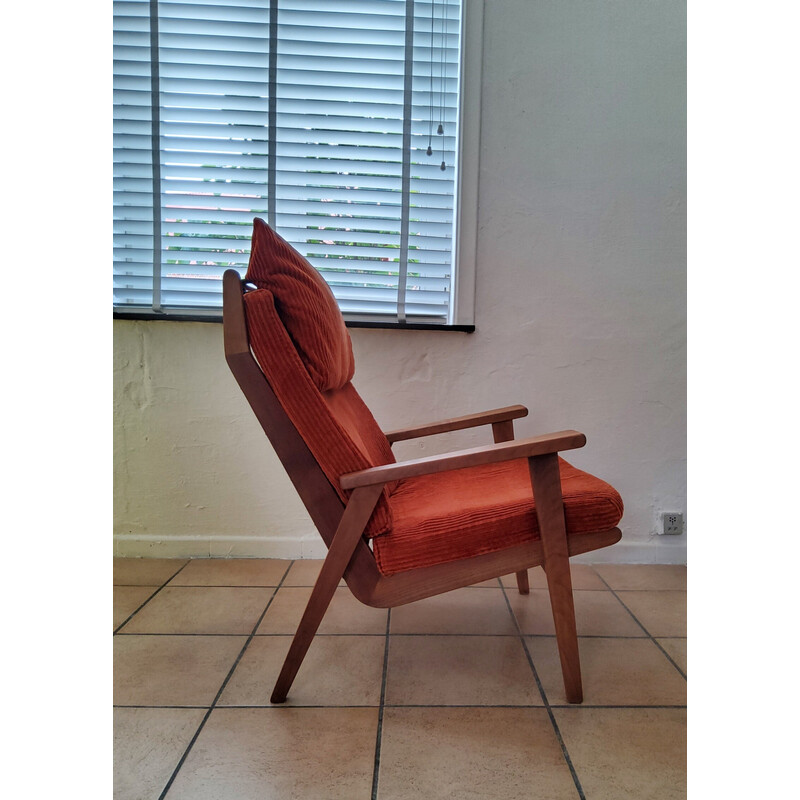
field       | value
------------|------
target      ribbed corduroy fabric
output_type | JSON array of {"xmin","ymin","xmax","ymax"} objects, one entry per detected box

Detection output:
[
  {"xmin": 244, "ymin": 217, "xmax": 354, "ymax": 392},
  {"xmin": 244, "ymin": 287, "xmax": 395, "ymax": 538},
  {"xmin": 372, "ymin": 458, "xmax": 624, "ymax": 576}
]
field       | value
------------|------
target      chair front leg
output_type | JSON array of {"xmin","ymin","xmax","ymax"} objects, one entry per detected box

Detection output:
[
  {"xmin": 528, "ymin": 453, "xmax": 582, "ymax": 703},
  {"xmin": 271, "ymin": 483, "xmax": 384, "ymax": 703}
]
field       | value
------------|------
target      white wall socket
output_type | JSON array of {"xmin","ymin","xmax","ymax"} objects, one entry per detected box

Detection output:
[{"xmin": 661, "ymin": 512, "xmax": 684, "ymax": 536}]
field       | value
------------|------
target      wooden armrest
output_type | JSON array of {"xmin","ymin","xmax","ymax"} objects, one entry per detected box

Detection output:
[
  {"xmin": 384, "ymin": 405, "xmax": 529, "ymax": 443},
  {"xmin": 340, "ymin": 430, "xmax": 585, "ymax": 489}
]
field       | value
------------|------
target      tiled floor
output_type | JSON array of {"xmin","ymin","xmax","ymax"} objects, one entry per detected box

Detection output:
[{"xmin": 114, "ymin": 558, "xmax": 686, "ymax": 799}]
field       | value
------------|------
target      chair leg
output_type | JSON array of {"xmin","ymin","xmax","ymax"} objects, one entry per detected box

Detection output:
[
  {"xmin": 491, "ymin": 424, "xmax": 532, "ymax": 597},
  {"xmin": 528, "ymin": 453, "xmax": 583, "ymax": 703},
  {"xmin": 270, "ymin": 484, "xmax": 383, "ymax": 703}
]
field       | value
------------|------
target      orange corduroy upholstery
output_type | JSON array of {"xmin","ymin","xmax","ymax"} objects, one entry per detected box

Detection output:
[
  {"xmin": 245, "ymin": 217, "xmax": 354, "ymax": 392},
  {"xmin": 373, "ymin": 458, "xmax": 624, "ymax": 576},
  {"xmin": 242, "ymin": 225, "xmax": 396, "ymax": 538}
]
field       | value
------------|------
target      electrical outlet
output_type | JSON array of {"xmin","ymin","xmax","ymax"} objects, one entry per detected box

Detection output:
[{"xmin": 662, "ymin": 513, "xmax": 684, "ymax": 536}]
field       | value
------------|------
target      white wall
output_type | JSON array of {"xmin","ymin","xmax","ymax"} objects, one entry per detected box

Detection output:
[{"xmin": 114, "ymin": 0, "xmax": 686, "ymax": 563}]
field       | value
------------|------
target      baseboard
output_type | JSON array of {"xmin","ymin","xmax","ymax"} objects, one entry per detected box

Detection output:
[
  {"xmin": 113, "ymin": 533, "xmax": 328, "ymax": 560},
  {"xmin": 114, "ymin": 532, "xmax": 685, "ymax": 565},
  {"xmin": 572, "ymin": 537, "xmax": 687, "ymax": 565}
]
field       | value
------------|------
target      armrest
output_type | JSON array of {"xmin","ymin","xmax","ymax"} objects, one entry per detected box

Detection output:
[
  {"xmin": 340, "ymin": 430, "xmax": 585, "ymax": 489},
  {"xmin": 384, "ymin": 404, "xmax": 528, "ymax": 443}
]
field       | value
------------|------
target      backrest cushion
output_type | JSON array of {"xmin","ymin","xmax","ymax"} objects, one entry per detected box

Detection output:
[
  {"xmin": 242, "ymin": 233, "xmax": 396, "ymax": 538},
  {"xmin": 244, "ymin": 217, "xmax": 354, "ymax": 392}
]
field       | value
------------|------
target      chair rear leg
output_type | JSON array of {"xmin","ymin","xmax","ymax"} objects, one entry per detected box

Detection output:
[
  {"xmin": 491, "ymin": 423, "xmax": 531, "ymax": 597},
  {"xmin": 528, "ymin": 453, "xmax": 583, "ymax": 703},
  {"xmin": 271, "ymin": 484, "xmax": 383, "ymax": 703}
]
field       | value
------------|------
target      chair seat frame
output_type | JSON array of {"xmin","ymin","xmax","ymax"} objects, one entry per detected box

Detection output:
[{"xmin": 222, "ymin": 270, "xmax": 621, "ymax": 704}]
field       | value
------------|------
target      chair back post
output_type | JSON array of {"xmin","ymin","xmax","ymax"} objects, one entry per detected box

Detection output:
[
  {"xmin": 222, "ymin": 270, "xmax": 383, "ymax": 602},
  {"xmin": 222, "ymin": 270, "xmax": 346, "ymax": 545}
]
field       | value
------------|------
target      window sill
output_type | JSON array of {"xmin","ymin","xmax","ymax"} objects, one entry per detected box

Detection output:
[{"xmin": 113, "ymin": 310, "xmax": 475, "ymax": 332}]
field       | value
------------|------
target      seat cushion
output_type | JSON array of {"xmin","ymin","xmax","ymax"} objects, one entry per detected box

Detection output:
[
  {"xmin": 373, "ymin": 457, "xmax": 623, "ymax": 576},
  {"xmin": 244, "ymin": 217, "xmax": 354, "ymax": 392}
]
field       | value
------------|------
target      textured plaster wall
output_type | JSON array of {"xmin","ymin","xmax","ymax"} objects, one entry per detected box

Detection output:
[{"xmin": 113, "ymin": 0, "xmax": 686, "ymax": 562}]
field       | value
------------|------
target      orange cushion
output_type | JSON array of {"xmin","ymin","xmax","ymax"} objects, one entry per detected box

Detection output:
[
  {"xmin": 244, "ymin": 287, "xmax": 395, "ymax": 537},
  {"xmin": 244, "ymin": 217, "xmax": 354, "ymax": 392},
  {"xmin": 322, "ymin": 383, "xmax": 400, "ymax": 495},
  {"xmin": 372, "ymin": 457, "xmax": 623, "ymax": 576}
]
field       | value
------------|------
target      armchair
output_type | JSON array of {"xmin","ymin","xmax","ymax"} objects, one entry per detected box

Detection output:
[{"xmin": 223, "ymin": 218, "xmax": 623, "ymax": 704}]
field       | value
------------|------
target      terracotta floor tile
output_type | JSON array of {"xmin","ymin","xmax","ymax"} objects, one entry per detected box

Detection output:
[
  {"xmin": 167, "ymin": 558, "xmax": 290, "ymax": 586},
  {"xmin": 377, "ymin": 707, "xmax": 577, "ymax": 799},
  {"xmin": 390, "ymin": 588, "xmax": 517, "ymax": 635},
  {"xmin": 554, "ymin": 708, "xmax": 686, "ymax": 799},
  {"xmin": 528, "ymin": 637, "xmax": 687, "ymax": 706},
  {"xmin": 118, "ymin": 586, "xmax": 273, "ymax": 635},
  {"xmin": 616, "ymin": 591, "xmax": 687, "ymax": 637},
  {"xmin": 593, "ymin": 564, "xmax": 686, "ymax": 590},
  {"xmin": 113, "ymin": 558, "xmax": 188, "ymax": 586},
  {"xmin": 110, "ymin": 556, "xmax": 692, "ymax": 799},
  {"xmin": 656, "ymin": 638, "xmax": 687, "ymax": 674},
  {"xmin": 385, "ymin": 635, "xmax": 542, "ymax": 706},
  {"xmin": 219, "ymin": 635, "xmax": 385, "ymax": 707},
  {"xmin": 165, "ymin": 707, "xmax": 378, "ymax": 800},
  {"xmin": 113, "ymin": 586, "xmax": 156, "ymax": 630},
  {"xmin": 508, "ymin": 589, "xmax": 646, "ymax": 637},
  {"xmin": 282, "ymin": 558, "xmax": 345, "ymax": 587},
  {"xmin": 256, "ymin": 586, "xmax": 388, "ymax": 635},
  {"xmin": 114, "ymin": 635, "xmax": 246, "ymax": 707},
  {"xmin": 501, "ymin": 563, "xmax": 607, "ymax": 591},
  {"xmin": 114, "ymin": 708, "xmax": 205, "ymax": 800}
]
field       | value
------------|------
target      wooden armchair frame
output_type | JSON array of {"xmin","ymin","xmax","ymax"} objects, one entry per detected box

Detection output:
[{"xmin": 222, "ymin": 270, "xmax": 621, "ymax": 704}]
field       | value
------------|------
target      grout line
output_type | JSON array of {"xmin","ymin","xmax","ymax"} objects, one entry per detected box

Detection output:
[
  {"xmin": 113, "ymin": 561, "xmax": 192, "ymax": 634},
  {"xmin": 272, "ymin": 586, "xmax": 507, "ymax": 591},
  {"xmin": 155, "ymin": 559, "xmax": 295, "ymax": 800},
  {"xmin": 113, "ymin": 586, "xmax": 162, "ymax": 635},
  {"xmin": 594, "ymin": 574, "xmax": 687, "ymax": 680},
  {"xmin": 544, "ymin": 703, "xmax": 688, "ymax": 710},
  {"xmin": 114, "ymin": 702, "xmax": 687, "ymax": 711},
  {"xmin": 500, "ymin": 581, "xmax": 586, "ymax": 800},
  {"xmin": 114, "ymin": 704, "xmax": 210, "ymax": 710},
  {"xmin": 370, "ymin": 609, "xmax": 392, "ymax": 800},
  {"xmin": 146, "ymin": 583, "xmax": 290, "ymax": 589},
  {"xmin": 384, "ymin": 702, "xmax": 687, "ymax": 710},
  {"xmin": 115, "ymin": 632, "xmax": 273, "ymax": 638},
  {"xmin": 112, "ymin": 630, "xmax": 679, "ymax": 639}
]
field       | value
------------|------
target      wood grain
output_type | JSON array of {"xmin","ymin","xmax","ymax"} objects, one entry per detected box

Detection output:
[
  {"xmin": 385, "ymin": 405, "xmax": 528, "ymax": 443},
  {"xmin": 270, "ymin": 484, "xmax": 383, "ymax": 703},
  {"xmin": 340, "ymin": 431, "xmax": 586, "ymax": 489},
  {"xmin": 529, "ymin": 453, "xmax": 583, "ymax": 703}
]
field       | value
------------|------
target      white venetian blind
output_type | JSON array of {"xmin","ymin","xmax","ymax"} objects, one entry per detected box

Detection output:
[{"xmin": 113, "ymin": 0, "xmax": 463, "ymax": 323}]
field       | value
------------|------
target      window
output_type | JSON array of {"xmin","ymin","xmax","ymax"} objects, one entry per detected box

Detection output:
[{"xmin": 113, "ymin": 0, "xmax": 479, "ymax": 326}]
